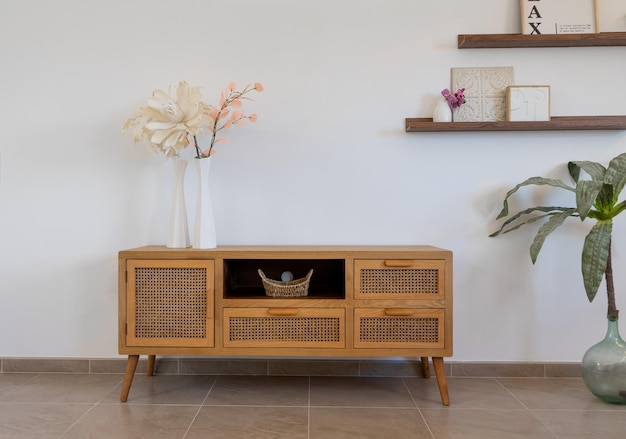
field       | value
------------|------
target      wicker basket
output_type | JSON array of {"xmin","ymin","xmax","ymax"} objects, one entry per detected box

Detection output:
[{"xmin": 258, "ymin": 269, "xmax": 314, "ymax": 298}]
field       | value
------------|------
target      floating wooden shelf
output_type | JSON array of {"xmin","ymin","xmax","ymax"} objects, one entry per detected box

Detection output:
[
  {"xmin": 405, "ymin": 116, "xmax": 626, "ymax": 132},
  {"xmin": 457, "ymin": 32, "xmax": 626, "ymax": 49}
]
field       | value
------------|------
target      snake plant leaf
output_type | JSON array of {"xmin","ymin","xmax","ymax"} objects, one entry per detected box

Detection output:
[
  {"xmin": 496, "ymin": 177, "xmax": 575, "ymax": 219},
  {"xmin": 581, "ymin": 221, "xmax": 612, "ymax": 303},
  {"xmin": 595, "ymin": 183, "xmax": 614, "ymax": 213},
  {"xmin": 568, "ymin": 160, "xmax": 606, "ymax": 183},
  {"xmin": 604, "ymin": 152, "xmax": 626, "ymax": 203},
  {"xmin": 529, "ymin": 208, "xmax": 577, "ymax": 263},
  {"xmin": 568, "ymin": 162, "xmax": 580, "ymax": 183},
  {"xmin": 610, "ymin": 200, "xmax": 626, "ymax": 219},
  {"xmin": 489, "ymin": 206, "xmax": 578, "ymax": 237},
  {"xmin": 576, "ymin": 180, "xmax": 605, "ymax": 220},
  {"xmin": 530, "ymin": 208, "xmax": 577, "ymax": 264}
]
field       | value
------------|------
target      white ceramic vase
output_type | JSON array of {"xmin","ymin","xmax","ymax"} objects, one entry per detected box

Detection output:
[
  {"xmin": 433, "ymin": 99, "xmax": 452, "ymax": 123},
  {"xmin": 166, "ymin": 156, "xmax": 190, "ymax": 248},
  {"xmin": 193, "ymin": 157, "xmax": 217, "ymax": 249}
]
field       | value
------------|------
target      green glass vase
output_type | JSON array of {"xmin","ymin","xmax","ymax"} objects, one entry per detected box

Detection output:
[{"xmin": 581, "ymin": 317, "xmax": 626, "ymax": 404}]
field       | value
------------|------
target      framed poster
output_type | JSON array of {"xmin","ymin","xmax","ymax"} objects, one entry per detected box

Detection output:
[
  {"xmin": 595, "ymin": 0, "xmax": 626, "ymax": 32},
  {"xmin": 521, "ymin": 0, "xmax": 597, "ymax": 35}
]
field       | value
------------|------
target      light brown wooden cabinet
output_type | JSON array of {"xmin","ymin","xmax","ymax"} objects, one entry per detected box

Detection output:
[{"xmin": 119, "ymin": 245, "xmax": 453, "ymax": 405}]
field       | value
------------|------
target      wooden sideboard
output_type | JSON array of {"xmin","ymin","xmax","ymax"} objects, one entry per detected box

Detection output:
[{"xmin": 118, "ymin": 245, "xmax": 453, "ymax": 405}]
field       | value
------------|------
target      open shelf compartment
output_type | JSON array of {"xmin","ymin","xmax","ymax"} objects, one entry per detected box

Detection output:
[{"xmin": 223, "ymin": 258, "xmax": 346, "ymax": 299}]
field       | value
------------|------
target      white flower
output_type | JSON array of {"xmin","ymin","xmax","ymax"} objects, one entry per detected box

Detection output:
[{"xmin": 123, "ymin": 81, "xmax": 212, "ymax": 158}]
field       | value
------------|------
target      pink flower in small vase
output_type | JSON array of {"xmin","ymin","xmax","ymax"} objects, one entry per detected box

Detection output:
[{"xmin": 441, "ymin": 88, "xmax": 466, "ymax": 110}]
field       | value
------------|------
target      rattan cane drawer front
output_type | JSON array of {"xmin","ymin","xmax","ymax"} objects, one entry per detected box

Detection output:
[
  {"xmin": 354, "ymin": 308, "xmax": 444, "ymax": 349},
  {"xmin": 223, "ymin": 307, "xmax": 345, "ymax": 348},
  {"xmin": 127, "ymin": 260, "xmax": 214, "ymax": 348},
  {"xmin": 354, "ymin": 259, "xmax": 445, "ymax": 300}
]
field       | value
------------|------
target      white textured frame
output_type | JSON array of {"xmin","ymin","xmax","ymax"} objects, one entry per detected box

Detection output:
[
  {"xmin": 451, "ymin": 67, "xmax": 514, "ymax": 122},
  {"xmin": 506, "ymin": 86, "xmax": 551, "ymax": 122},
  {"xmin": 520, "ymin": 0, "xmax": 597, "ymax": 35}
]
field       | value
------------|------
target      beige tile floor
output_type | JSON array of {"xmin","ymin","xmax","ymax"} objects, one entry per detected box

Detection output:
[{"xmin": 0, "ymin": 372, "xmax": 625, "ymax": 438}]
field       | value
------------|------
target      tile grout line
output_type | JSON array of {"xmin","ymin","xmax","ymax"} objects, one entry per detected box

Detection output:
[
  {"xmin": 493, "ymin": 377, "xmax": 561, "ymax": 439},
  {"xmin": 57, "ymin": 403, "xmax": 98, "ymax": 438},
  {"xmin": 0, "ymin": 373, "xmax": 42, "ymax": 401},
  {"xmin": 493, "ymin": 377, "xmax": 532, "ymax": 410},
  {"xmin": 307, "ymin": 376, "xmax": 311, "ymax": 439},
  {"xmin": 401, "ymin": 377, "xmax": 436, "ymax": 439},
  {"xmin": 182, "ymin": 374, "xmax": 219, "ymax": 438},
  {"xmin": 58, "ymin": 376, "xmax": 125, "ymax": 438}
]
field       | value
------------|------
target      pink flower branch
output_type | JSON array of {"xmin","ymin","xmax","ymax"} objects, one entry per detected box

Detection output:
[{"xmin": 196, "ymin": 82, "xmax": 263, "ymax": 159}]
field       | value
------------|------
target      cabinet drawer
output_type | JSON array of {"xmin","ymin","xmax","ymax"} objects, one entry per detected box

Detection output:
[
  {"xmin": 354, "ymin": 259, "xmax": 445, "ymax": 300},
  {"xmin": 223, "ymin": 308, "xmax": 345, "ymax": 348},
  {"xmin": 126, "ymin": 260, "xmax": 215, "ymax": 348},
  {"xmin": 354, "ymin": 308, "xmax": 444, "ymax": 349}
]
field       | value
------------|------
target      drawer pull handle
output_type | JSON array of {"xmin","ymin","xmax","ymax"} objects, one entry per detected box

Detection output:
[
  {"xmin": 268, "ymin": 308, "xmax": 299, "ymax": 316},
  {"xmin": 383, "ymin": 260, "xmax": 414, "ymax": 267},
  {"xmin": 384, "ymin": 309, "xmax": 415, "ymax": 317}
]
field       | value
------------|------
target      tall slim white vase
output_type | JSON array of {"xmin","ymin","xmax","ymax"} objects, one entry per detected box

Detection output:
[
  {"xmin": 166, "ymin": 156, "xmax": 190, "ymax": 248},
  {"xmin": 193, "ymin": 157, "xmax": 217, "ymax": 249}
]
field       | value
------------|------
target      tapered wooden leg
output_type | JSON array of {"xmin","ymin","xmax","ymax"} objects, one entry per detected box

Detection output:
[
  {"xmin": 120, "ymin": 355, "xmax": 139, "ymax": 402},
  {"xmin": 420, "ymin": 357, "xmax": 430, "ymax": 378},
  {"xmin": 147, "ymin": 355, "xmax": 156, "ymax": 376},
  {"xmin": 432, "ymin": 357, "xmax": 450, "ymax": 406}
]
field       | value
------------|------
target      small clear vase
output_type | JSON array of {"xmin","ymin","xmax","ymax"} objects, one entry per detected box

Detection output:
[{"xmin": 581, "ymin": 317, "xmax": 626, "ymax": 404}]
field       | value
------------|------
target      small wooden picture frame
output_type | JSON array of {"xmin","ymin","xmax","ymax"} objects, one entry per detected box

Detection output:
[
  {"xmin": 521, "ymin": 0, "xmax": 597, "ymax": 35},
  {"xmin": 506, "ymin": 86, "xmax": 551, "ymax": 122},
  {"xmin": 594, "ymin": 0, "xmax": 626, "ymax": 32}
]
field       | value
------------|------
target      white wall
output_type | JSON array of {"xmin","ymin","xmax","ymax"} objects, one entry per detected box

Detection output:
[{"xmin": 1, "ymin": 0, "xmax": 624, "ymax": 361}]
